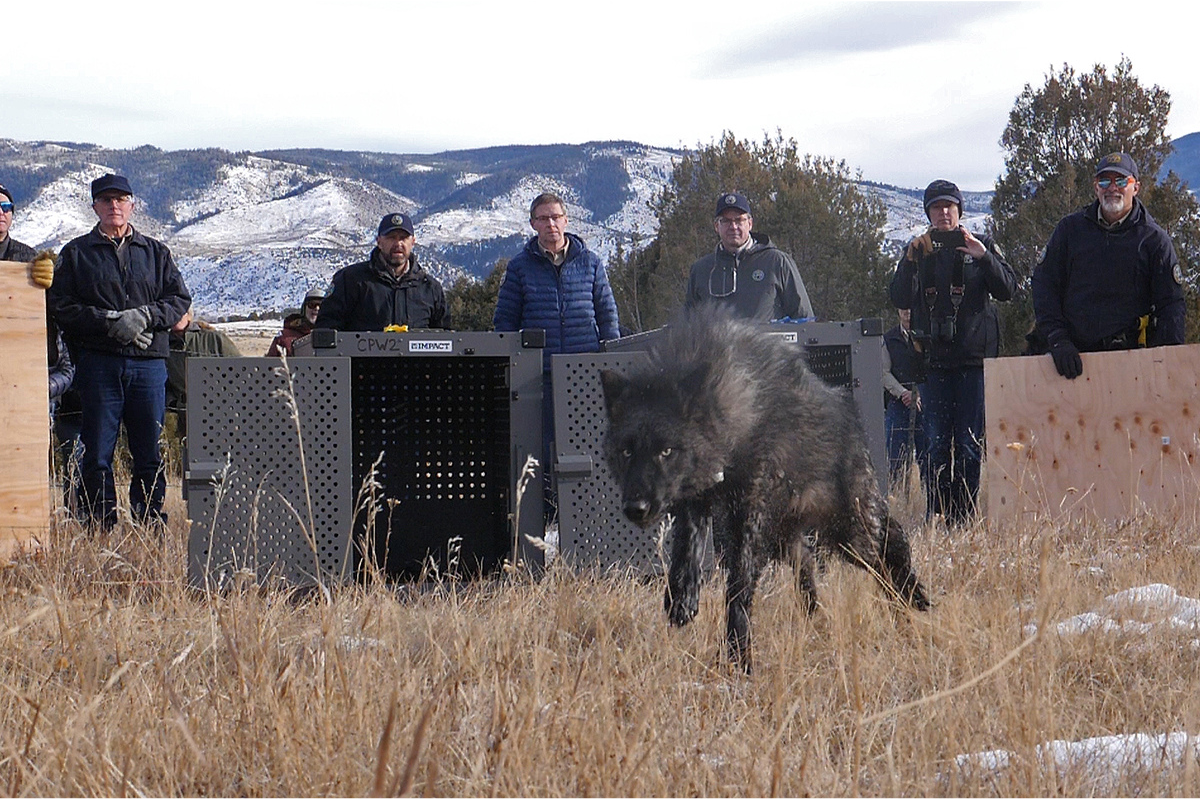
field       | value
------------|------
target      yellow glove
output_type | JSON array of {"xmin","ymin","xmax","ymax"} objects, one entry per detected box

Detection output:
[
  {"xmin": 905, "ymin": 232, "xmax": 933, "ymax": 263},
  {"xmin": 384, "ymin": 324, "xmax": 408, "ymax": 332},
  {"xmin": 30, "ymin": 250, "xmax": 56, "ymax": 289}
]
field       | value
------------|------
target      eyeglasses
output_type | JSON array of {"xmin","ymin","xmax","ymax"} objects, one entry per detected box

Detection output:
[
  {"xmin": 95, "ymin": 194, "xmax": 133, "ymax": 206},
  {"xmin": 0, "ymin": 202, "xmax": 12, "ymax": 213},
  {"xmin": 305, "ymin": 300, "xmax": 322, "ymax": 309},
  {"xmin": 1096, "ymin": 176, "xmax": 1135, "ymax": 189},
  {"xmin": 717, "ymin": 215, "xmax": 751, "ymax": 229},
  {"xmin": 532, "ymin": 213, "xmax": 566, "ymax": 224}
]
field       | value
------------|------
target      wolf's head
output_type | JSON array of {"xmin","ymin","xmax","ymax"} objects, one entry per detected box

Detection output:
[{"xmin": 600, "ymin": 352, "xmax": 752, "ymax": 527}]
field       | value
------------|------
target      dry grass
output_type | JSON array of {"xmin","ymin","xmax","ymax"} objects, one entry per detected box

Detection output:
[{"xmin": 3, "ymin": 477, "xmax": 1200, "ymax": 796}]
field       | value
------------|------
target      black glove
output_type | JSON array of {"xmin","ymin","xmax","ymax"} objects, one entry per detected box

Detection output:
[
  {"xmin": 105, "ymin": 306, "xmax": 152, "ymax": 346},
  {"xmin": 1049, "ymin": 337, "xmax": 1082, "ymax": 380}
]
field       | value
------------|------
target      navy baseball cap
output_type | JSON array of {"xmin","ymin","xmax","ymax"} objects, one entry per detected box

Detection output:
[
  {"xmin": 714, "ymin": 192, "xmax": 751, "ymax": 217},
  {"xmin": 377, "ymin": 212, "xmax": 414, "ymax": 237},
  {"xmin": 923, "ymin": 179, "xmax": 964, "ymax": 215},
  {"xmin": 1095, "ymin": 152, "xmax": 1139, "ymax": 179},
  {"xmin": 0, "ymin": 184, "xmax": 12, "ymax": 206},
  {"xmin": 91, "ymin": 174, "xmax": 134, "ymax": 199}
]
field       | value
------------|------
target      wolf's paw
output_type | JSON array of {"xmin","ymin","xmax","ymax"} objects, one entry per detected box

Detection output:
[{"xmin": 665, "ymin": 586, "xmax": 699, "ymax": 627}]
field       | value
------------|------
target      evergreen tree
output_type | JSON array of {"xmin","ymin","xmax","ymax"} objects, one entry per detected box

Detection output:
[
  {"xmin": 446, "ymin": 260, "xmax": 507, "ymax": 331},
  {"xmin": 610, "ymin": 132, "xmax": 891, "ymax": 331},
  {"xmin": 992, "ymin": 57, "xmax": 1200, "ymax": 352}
]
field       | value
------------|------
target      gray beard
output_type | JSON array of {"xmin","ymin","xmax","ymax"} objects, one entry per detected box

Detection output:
[{"xmin": 1100, "ymin": 196, "xmax": 1128, "ymax": 218}]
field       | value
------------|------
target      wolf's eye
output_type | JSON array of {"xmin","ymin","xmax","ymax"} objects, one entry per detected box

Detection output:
[{"xmin": 659, "ymin": 447, "xmax": 673, "ymax": 459}]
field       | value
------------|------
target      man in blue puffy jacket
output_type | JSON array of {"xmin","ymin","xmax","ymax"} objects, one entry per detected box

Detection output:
[{"xmin": 493, "ymin": 192, "xmax": 620, "ymax": 516}]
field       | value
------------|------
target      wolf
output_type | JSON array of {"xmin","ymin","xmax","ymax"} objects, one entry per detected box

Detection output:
[{"xmin": 600, "ymin": 308, "xmax": 930, "ymax": 671}]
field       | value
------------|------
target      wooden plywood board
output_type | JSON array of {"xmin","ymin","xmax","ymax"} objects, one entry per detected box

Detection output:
[
  {"xmin": 985, "ymin": 345, "xmax": 1200, "ymax": 523},
  {"xmin": 0, "ymin": 260, "xmax": 50, "ymax": 561}
]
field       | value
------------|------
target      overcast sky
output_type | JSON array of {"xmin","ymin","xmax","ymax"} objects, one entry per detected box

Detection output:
[{"xmin": 4, "ymin": 0, "xmax": 1197, "ymax": 191}]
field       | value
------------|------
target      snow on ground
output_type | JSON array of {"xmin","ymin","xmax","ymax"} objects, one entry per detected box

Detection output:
[
  {"xmin": 951, "ymin": 584, "xmax": 1200, "ymax": 791},
  {"xmin": 954, "ymin": 731, "xmax": 1200, "ymax": 793},
  {"xmin": 170, "ymin": 156, "xmax": 319, "ymax": 225}
]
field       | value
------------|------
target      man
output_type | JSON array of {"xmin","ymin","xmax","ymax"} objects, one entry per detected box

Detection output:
[
  {"xmin": 0, "ymin": 183, "xmax": 54, "ymax": 286},
  {"xmin": 267, "ymin": 287, "xmax": 323, "ymax": 356},
  {"xmin": 1032, "ymin": 152, "xmax": 1185, "ymax": 380},
  {"xmin": 882, "ymin": 308, "xmax": 928, "ymax": 489},
  {"xmin": 890, "ymin": 179, "xmax": 1017, "ymax": 525},
  {"xmin": 493, "ymin": 192, "xmax": 620, "ymax": 517},
  {"xmin": 317, "ymin": 214, "xmax": 450, "ymax": 331},
  {"xmin": 685, "ymin": 192, "xmax": 813, "ymax": 321},
  {"xmin": 48, "ymin": 174, "xmax": 191, "ymax": 529}
]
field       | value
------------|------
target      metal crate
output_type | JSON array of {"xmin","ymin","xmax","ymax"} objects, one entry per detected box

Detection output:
[{"xmin": 187, "ymin": 330, "xmax": 544, "ymax": 587}]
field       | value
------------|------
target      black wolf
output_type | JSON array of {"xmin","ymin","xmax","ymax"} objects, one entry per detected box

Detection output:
[{"xmin": 600, "ymin": 309, "xmax": 930, "ymax": 671}]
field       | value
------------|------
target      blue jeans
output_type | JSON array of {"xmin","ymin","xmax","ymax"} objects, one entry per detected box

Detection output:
[
  {"xmin": 74, "ymin": 349, "xmax": 168, "ymax": 528},
  {"xmin": 922, "ymin": 366, "xmax": 984, "ymax": 525},
  {"xmin": 885, "ymin": 393, "xmax": 928, "ymax": 487}
]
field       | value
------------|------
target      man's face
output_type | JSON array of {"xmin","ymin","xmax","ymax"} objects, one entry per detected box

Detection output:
[
  {"xmin": 926, "ymin": 200, "xmax": 960, "ymax": 232},
  {"xmin": 714, "ymin": 209, "xmax": 752, "ymax": 251},
  {"xmin": 1094, "ymin": 171, "xmax": 1139, "ymax": 222},
  {"xmin": 93, "ymin": 191, "xmax": 134, "ymax": 233},
  {"xmin": 897, "ymin": 308, "xmax": 911, "ymax": 330},
  {"xmin": 304, "ymin": 298, "xmax": 321, "ymax": 324},
  {"xmin": 0, "ymin": 198, "xmax": 11, "ymax": 240},
  {"xmin": 377, "ymin": 229, "xmax": 415, "ymax": 270},
  {"xmin": 531, "ymin": 202, "xmax": 568, "ymax": 253}
]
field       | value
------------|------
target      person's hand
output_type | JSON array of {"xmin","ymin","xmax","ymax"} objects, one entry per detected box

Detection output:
[
  {"xmin": 905, "ymin": 231, "xmax": 933, "ymax": 262},
  {"xmin": 105, "ymin": 306, "xmax": 152, "ymax": 345},
  {"xmin": 959, "ymin": 227, "xmax": 987, "ymax": 259},
  {"xmin": 900, "ymin": 388, "xmax": 914, "ymax": 408},
  {"xmin": 133, "ymin": 330, "xmax": 154, "ymax": 349},
  {"xmin": 29, "ymin": 250, "xmax": 55, "ymax": 289},
  {"xmin": 1049, "ymin": 338, "xmax": 1083, "ymax": 379}
]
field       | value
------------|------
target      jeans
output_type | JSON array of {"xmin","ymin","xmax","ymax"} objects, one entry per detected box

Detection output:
[
  {"xmin": 885, "ymin": 393, "xmax": 928, "ymax": 488},
  {"xmin": 922, "ymin": 366, "xmax": 985, "ymax": 525},
  {"xmin": 74, "ymin": 349, "xmax": 168, "ymax": 528}
]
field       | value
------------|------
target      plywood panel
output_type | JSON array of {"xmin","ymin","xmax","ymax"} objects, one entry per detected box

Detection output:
[
  {"xmin": 985, "ymin": 345, "xmax": 1200, "ymax": 524},
  {"xmin": 0, "ymin": 260, "xmax": 50, "ymax": 561}
]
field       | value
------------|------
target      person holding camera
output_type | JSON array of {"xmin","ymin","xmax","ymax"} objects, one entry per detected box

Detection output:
[{"xmin": 890, "ymin": 179, "xmax": 1017, "ymax": 526}]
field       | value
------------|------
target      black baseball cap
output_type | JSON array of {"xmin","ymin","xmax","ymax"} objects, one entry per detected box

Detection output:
[
  {"xmin": 377, "ymin": 212, "xmax": 414, "ymax": 237},
  {"xmin": 714, "ymin": 192, "xmax": 751, "ymax": 217},
  {"xmin": 0, "ymin": 184, "xmax": 12, "ymax": 207},
  {"xmin": 923, "ymin": 179, "xmax": 964, "ymax": 216},
  {"xmin": 91, "ymin": 173, "xmax": 134, "ymax": 199},
  {"xmin": 1095, "ymin": 152, "xmax": 1139, "ymax": 179}
]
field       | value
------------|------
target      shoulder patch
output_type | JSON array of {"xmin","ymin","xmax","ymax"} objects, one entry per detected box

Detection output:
[
  {"xmin": 1174, "ymin": 263, "xmax": 1184, "ymax": 285},
  {"xmin": 1036, "ymin": 246, "xmax": 1046, "ymax": 266},
  {"xmin": 991, "ymin": 242, "xmax": 1005, "ymax": 260}
]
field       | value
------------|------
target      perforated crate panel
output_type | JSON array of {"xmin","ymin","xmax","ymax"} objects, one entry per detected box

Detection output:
[
  {"xmin": 350, "ymin": 357, "xmax": 512, "ymax": 579},
  {"xmin": 551, "ymin": 352, "xmax": 677, "ymax": 573},
  {"xmin": 186, "ymin": 358, "xmax": 353, "ymax": 588}
]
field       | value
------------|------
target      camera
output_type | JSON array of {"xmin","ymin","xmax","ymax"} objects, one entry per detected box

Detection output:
[{"xmin": 930, "ymin": 229, "xmax": 966, "ymax": 250}]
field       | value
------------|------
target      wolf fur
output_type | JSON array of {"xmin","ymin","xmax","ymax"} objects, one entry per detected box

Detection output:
[{"xmin": 600, "ymin": 308, "xmax": 930, "ymax": 671}]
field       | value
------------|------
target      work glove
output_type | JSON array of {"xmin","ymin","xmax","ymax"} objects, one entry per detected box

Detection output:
[
  {"xmin": 1048, "ymin": 337, "xmax": 1083, "ymax": 380},
  {"xmin": 105, "ymin": 306, "xmax": 152, "ymax": 346},
  {"xmin": 133, "ymin": 330, "xmax": 154, "ymax": 350},
  {"xmin": 29, "ymin": 250, "xmax": 56, "ymax": 289},
  {"xmin": 905, "ymin": 231, "xmax": 933, "ymax": 262}
]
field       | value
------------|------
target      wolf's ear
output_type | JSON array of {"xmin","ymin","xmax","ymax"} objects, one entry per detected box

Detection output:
[{"xmin": 599, "ymin": 369, "xmax": 629, "ymax": 418}]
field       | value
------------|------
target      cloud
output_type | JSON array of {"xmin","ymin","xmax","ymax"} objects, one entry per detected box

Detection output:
[{"xmin": 701, "ymin": 1, "xmax": 1028, "ymax": 78}]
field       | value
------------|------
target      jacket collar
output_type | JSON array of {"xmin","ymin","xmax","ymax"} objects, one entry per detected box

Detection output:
[
  {"xmin": 1087, "ymin": 197, "xmax": 1145, "ymax": 232},
  {"xmin": 87, "ymin": 224, "xmax": 149, "ymax": 248},
  {"xmin": 525, "ymin": 231, "xmax": 583, "ymax": 264}
]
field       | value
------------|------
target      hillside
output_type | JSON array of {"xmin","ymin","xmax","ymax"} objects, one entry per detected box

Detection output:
[{"xmin": 1, "ymin": 138, "xmax": 990, "ymax": 317}]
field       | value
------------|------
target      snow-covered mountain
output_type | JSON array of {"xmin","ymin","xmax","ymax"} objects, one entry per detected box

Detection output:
[{"xmin": 0, "ymin": 138, "xmax": 987, "ymax": 317}]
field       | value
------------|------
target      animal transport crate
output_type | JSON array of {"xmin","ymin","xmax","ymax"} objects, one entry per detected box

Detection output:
[
  {"xmin": 551, "ymin": 319, "xmax": 887, "ymax": 574},
  {"xmin": 185, "ymin": 329, "xmax": 544, "ymax": 588}
]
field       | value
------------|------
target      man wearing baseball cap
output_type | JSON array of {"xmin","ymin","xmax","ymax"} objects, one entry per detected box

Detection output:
[
  {"xmin": 684, "ymin": 191, "xmax": 813, "ymax": 321},
  {"xmin": 890, "ymin": 179, "xmax": 1017, "ymax": 526},
  {"xmin": 316, "ymin": 212, "xmax": 450, "ymax": 331},
  {"xmin": 47, "ymin": 173, "xmax": 191, "ymax": 529},
  {"xmin": 1032, "ymin": 152, "xmax": 1185, "ymax": 380},
  {"xmin": 0, "ymin": 183, "xmax": 55, "ymax": 288}
]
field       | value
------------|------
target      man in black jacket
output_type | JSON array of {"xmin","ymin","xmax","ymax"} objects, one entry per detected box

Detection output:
[
  {"xmin": 48, "ymin": 174, "xmax": 191, "ymax": 529},
  {"xmin": 317, "ymin": 213, "xmax": 450, "ymax": 331},
  {"xmin": 890, "ymin": 179, "xmax": 1017, "ymax": 525},
  {"xmin": 1032, "ymin": 152, "xmax": 1185, "ymax": 380}
]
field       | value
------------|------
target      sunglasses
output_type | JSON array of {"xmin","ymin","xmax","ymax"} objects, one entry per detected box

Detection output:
[
  {"xmin": 0, "ymin": 202, "xmax": 12, "ymax": 213},
  {"xmin": 1096, "ymin": 176, "xmax": 1135, "ymax": 189}
]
